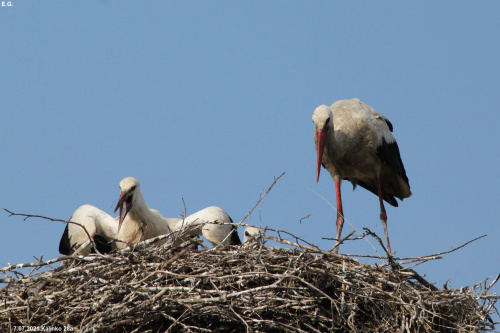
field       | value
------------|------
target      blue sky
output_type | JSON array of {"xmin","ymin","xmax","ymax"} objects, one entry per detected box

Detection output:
[{"xmin": 1, "ymin": 0, "xmax": 499, "ymax": 322}]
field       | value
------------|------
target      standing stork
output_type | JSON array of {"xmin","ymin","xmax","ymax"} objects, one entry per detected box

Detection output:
[{"xmin": 312, "ymin": 98, "xmax": 411, "ymax": 255}]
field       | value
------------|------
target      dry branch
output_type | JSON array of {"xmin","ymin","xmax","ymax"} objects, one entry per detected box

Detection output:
[
  {"xmin": 4, "ymin": 208, "xmax": 102, "ymax": 255},
  {"xmin": 1, "ymin": 173, "xmax": 498, "ymax": 332},
  {"xmin": 1, "ymin": 235, "xmax": 497, "ymax": 332}
]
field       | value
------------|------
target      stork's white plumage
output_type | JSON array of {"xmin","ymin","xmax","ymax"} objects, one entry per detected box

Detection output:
[
  {"xmin": 243, "ymin": 226, "xmax": 262, "ymax": 244},
  {"xmin": 114, "ymin": 177, "xmax": 241, "ymax": 248},
  {"xmin": 114, "ymin": 177, "xmax": 177, "ymax": 249},
  {"xmin": 166, "ymin": 206, "xmax": 241, "ymax": 246},
  {"xmin": 59, "ymin": 204, "xmax": 118, "ymax": 255},
  {"xmin": 59, "ymin": 178, "xmax": 176, "ymax": 255},
  {"xmin": 313, "ymin": 98, "xmax": 411, "ymax": 255}
]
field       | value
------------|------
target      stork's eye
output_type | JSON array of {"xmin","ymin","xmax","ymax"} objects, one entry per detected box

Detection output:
[
  {"xmin": 323, "ymin": 118, "xmax": 330, "ymax": 131},
  {"xmin": 245, "ymin": 231, "xmax": 250, "ymax": 237},
  {"xmin": 131, "ymin": 185, "xmax": 137, "ymax": 191}
]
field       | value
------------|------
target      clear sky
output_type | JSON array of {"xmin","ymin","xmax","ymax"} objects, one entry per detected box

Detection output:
[{"xmin": 1, "ymin": 0, "xmax": 499, "ymax": 323}]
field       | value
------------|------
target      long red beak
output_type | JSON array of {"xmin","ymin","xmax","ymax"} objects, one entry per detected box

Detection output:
[{"xmin": 316, "ymin": 129, "xmax": 327, "ymax": 183}]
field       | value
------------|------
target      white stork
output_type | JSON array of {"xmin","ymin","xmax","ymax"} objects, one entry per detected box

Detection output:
[
  {"xmin": 59, "ymin": 177, "xmax": 174, "ymax": 254},
  {"xmin": 59, "ymin": 204, "xmax": 118, "ymax": 255},
  {"xmin": 243, "ymin": 226, "xmax": 263, "ymax": 244},
  {"xmin": 170, "ymin": 206, "xmax": 241, "ymax": 247},
  {"xmin": 114, "ymin": 177, "xmax": 178, "ymax": 249},
  {"xmin": 59, "ymin": 177, "xmax": 241, "ymax": 254},
  {"xmin": 115, "ymin": 177, "xmax": 241, "ymax": 248},
  {"xmin": 312, "ymin": 98, "xmax": 411, "ymax": 254}
]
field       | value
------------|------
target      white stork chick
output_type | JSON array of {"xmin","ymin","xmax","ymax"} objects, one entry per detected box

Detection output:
[
  {"xmin": 59, "ymin": 204, "xmax": 118, "ymax": 255},
  {"xmin": 114, "ymin": 177, "xmax": 177, "ymax": 249},
  {"xmin": 243, "ymin": 226, "xmax": 263, "ymax": 244},
  {"xmin": 313, "ymin": 98, "xmax": 411, "ymax": 255},
  {"xmin": 115, "ymin": 177, "xmax": 242, "ymax": 248},
  {"xmin": 170, "ymin": 206, "xmax": 241, "ymax": 247}
]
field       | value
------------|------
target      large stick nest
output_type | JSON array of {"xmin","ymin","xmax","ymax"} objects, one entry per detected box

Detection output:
[{"xmin": 1, "ymin": 235, "xmax": 498, "ymax": 333}]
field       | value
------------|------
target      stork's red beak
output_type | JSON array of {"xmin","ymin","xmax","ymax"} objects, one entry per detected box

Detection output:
[
  {"xmin": 114, "ymin": 191, "xmax": 132, "ymax": 233},
  {"xmin": 316, "ymin": 129, "xmax": 328, "ymax": 183}
]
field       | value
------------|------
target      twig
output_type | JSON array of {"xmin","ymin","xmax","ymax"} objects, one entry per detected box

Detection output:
[
  {"xmin": 260, "ymin": 234, "xmax": 356, "ymax": 262},
  {"xmin": 4, "ymin": 208, "xmax": 100, "ymax": 254},
  {"xmin": 363, "ymin": 228, "xmax": 389, "ymax": 256},
  {"xmin": 298, "ymin": 214, "xmax": 312, "ymax": 224},
  {"xmin": 328, "ymin": 230, "xmax": 356, "ymax": 253},
  {"xmin": 483, "ymin": 273, "xmax": 500, "ymax": 295},
  {"xmin": 238, "ymin": 172, "xmax": 285, "ymax": 225},
  {"xmin": 423, "ymin": 234, "xmax": 487, "ymax": 257}
]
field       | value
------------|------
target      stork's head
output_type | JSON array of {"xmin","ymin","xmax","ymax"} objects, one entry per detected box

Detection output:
[
  {"xmin": 312, "ymin": 105, "xmax": 332, "ymax": 183},
  {"xmin": 243, "ymin": 226, "xmax": 262, "ymax": 244},
  {"xmin": 114, "ymin": 177, "xmax": 141, "ymax": 233}
]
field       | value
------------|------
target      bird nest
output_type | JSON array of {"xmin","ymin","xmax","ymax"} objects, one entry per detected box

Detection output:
[{"xmin": 1, "ymin": 232, "xmax": 498, "ymax": 333}]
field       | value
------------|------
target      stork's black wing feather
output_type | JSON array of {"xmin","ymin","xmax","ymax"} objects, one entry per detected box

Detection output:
[
  {"xmin": 91, "ymin": 234, "xmax": 113, "ymax": 254},
  {"xmin": 228, "ymin": 215, "xmax": 242, "ymax": 245},
  {"xmin": 58, "ymin": 225, "xmax": 71, "ymax": 255},
  {"xmin": 376, "ymin": 138, "xmax": 410, "ymax": 188},
  {"xmin": 383, "ymin": 117, "xmax": 393, "ymax": 132},
  {"xmin": 346, "ymin": 178, "xmax": 399, "ymax": 207}
]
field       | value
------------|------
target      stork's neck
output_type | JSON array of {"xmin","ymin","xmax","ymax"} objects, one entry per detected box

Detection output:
[
  {"xmin": 115, "ymin": 192, "xmax": 149, "ymax": 244},
  {"xmin": 326, "ymin": 116, "xmax": 336, "ymax": 143},
  {"xmin": 130, "ymin": 192, "xmax": 151, "ymax": 223},
  {"xmin": 129, "ymin": 192, "xmax": 172, "ymax": 240}
]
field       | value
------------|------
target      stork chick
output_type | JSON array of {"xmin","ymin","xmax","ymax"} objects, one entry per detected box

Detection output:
[
  {"xmin": 114, "ymin": 177, "xmax": 176, "ymax": 248},
  {"xmin": 59, "ymin": 204, "xmax": 118, "ymax": 255}
]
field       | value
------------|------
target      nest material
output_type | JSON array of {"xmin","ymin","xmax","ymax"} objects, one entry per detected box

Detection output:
[{"xmin": 0, "ymin": 239, "xmax": 497, "ymax": 333}]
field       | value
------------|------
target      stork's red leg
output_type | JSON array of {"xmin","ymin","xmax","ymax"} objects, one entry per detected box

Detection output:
[
  {"xmin": 334, "ymin": 179, "xmax": 344, "ymax": 254},
  {"xmin": 375, "ymin": 176, "xmax": 391, "ymax": 255}
]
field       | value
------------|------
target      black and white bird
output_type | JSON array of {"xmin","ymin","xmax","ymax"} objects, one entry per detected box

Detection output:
[
  {"xmin": 59, "ymin": 177, "xmax": 241, "ymax": 254},
  {"xmin": 58, "ymin": 204, "xmax": 118, "ymax": 255},
  {"xmin": 115, "ymin": 177, "xmax": 241, "ymax": 247},
  {"xmin": 114, "ymin": 177, "xmax": 176, "ymax": 249},
  {"xmin": 174, "ymin": 206, "xmax": 241, "ymax": 246},
  {"xmin": 312, "ymin": 98, "xmax": 411, "ymax": 254},
  {"xmin": 59, "ymin": 176, "xmax": 167, "ymax": 255},
  {"xmin": 243, "ymin": 226, "xmax": 263, "ymax": 244}
]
